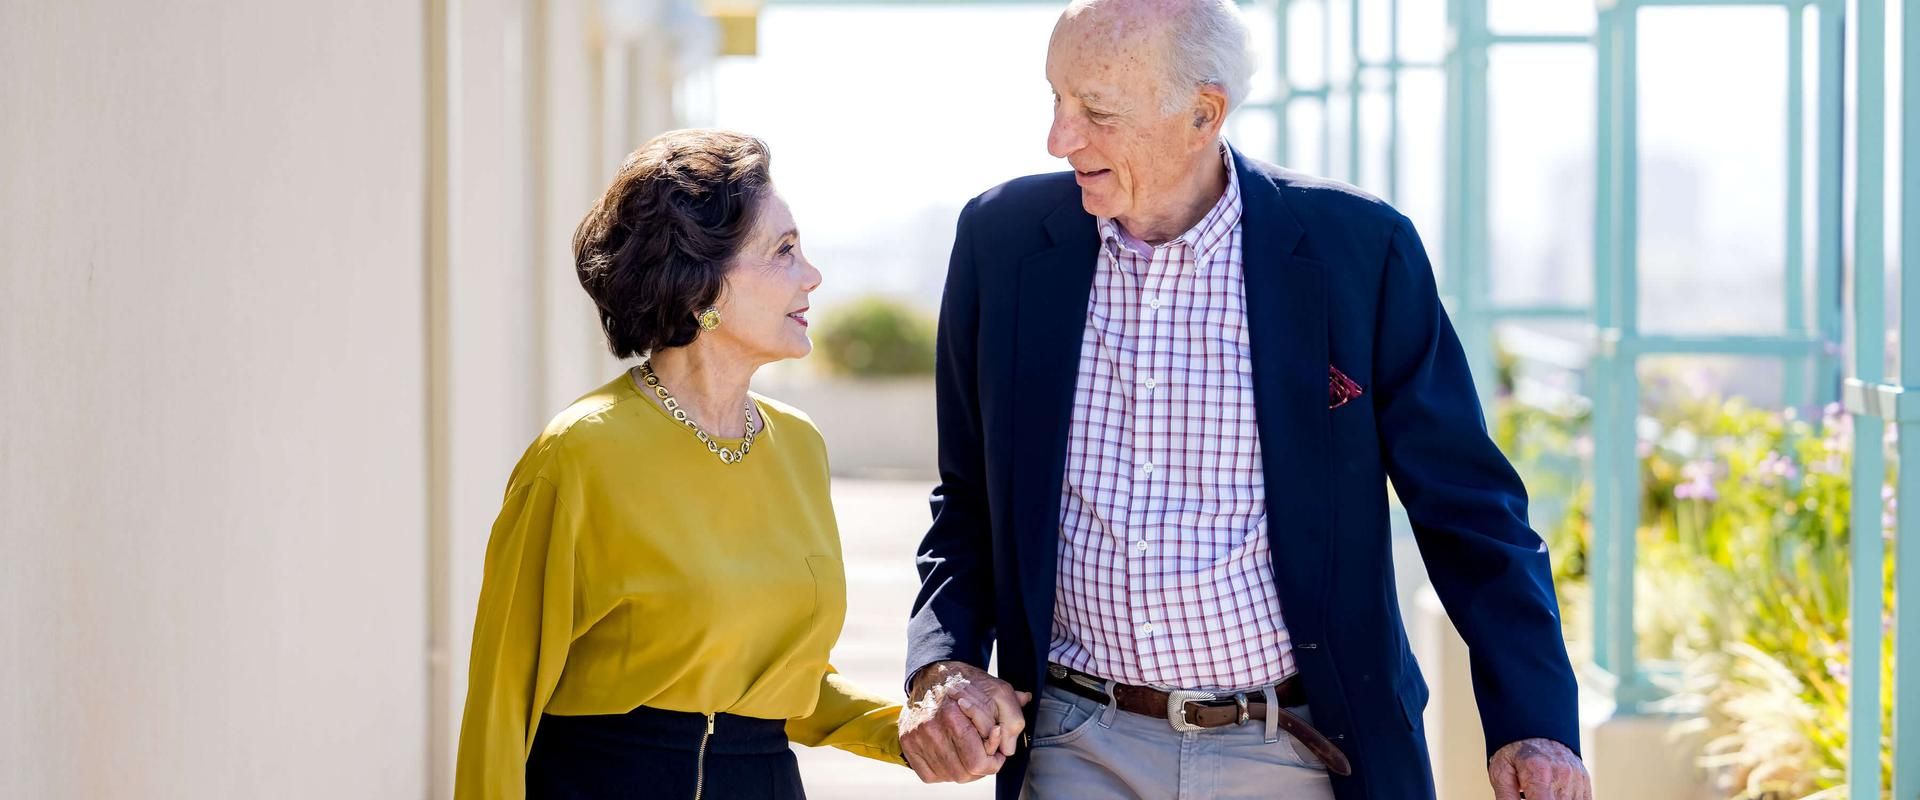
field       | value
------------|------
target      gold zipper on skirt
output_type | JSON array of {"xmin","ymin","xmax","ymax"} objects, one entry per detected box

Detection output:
[{"xmin": 692, "ymin": 713, "xmax": 715, "ymax": 800}]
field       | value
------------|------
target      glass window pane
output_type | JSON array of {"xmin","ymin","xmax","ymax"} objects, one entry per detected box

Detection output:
[
  {"xmin": 1487, "ymin": 0, "xmax": 1595, "ymax": 37},
  {"xmin": 1328, "ymin": 88, "xmax": 1354, "ymax": 182},
  {"xmin": 1396, "ymin": 67, "xmax": 1447, "ymax": 279},
  {"xmin": 1358, "ymin": 87, "xmax": 1393, "ymax": 197},
  {"xmin": 1243, "ymin": 4, "xmax": 1283, "ymax": 106},
  {"xmin": 1637, "ymin": 7, "xmax": 1790, "ymax": 335},
  {"xmin": 1488, "ymin": 45, "xmax": 1595, "ymax": 309},
  {"xmin": 1397, "ymin": 0, "xmax": 1446, "ymax": 64},
  {"xmin": 1638, "ymin": 357, "xmax": 1792, "ymax": 423},
  {"xmin": 1229, "ymin": 106, "xmax": 1281, "ymax": 167},
  {"xmin": 1327, "ymin": 0, "xmax": 1355, "ymax": 86},
  {"xmin": 1289, "ymin": 0, "xmax": 1327, "ymax": 88},
  {"xmin": 1358, "ymin": 0, "xmax": 1393, "ymax": 65},
  {"xmin": 1289, "ymin": 97, "xmax": 1328, "ymax": 175}
]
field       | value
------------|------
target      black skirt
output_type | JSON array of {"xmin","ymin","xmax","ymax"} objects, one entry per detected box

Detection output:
[{"xmin": 526, "ymin": 706, "xmax": 804, "ymax": 800}]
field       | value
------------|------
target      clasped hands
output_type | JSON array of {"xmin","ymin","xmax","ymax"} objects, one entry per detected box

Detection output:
[{"xmin": 898, "ymin": 661, "xmax": 1033, "ymax": 784}]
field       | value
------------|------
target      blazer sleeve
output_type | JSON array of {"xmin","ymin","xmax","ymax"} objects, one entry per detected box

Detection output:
[
  {"xmin": 905, "ymin": 197, "xmax": 998, "ymax": 688},
  {"xmin": 1371, "ymin": 214, "xmax": 1582, "ymax": 758},
  {"xmin": 453, "ymin": 475, "xmax": 579, "ymax": 800}
]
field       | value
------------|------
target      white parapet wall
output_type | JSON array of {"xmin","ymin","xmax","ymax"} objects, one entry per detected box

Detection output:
[
  {"xmin": 1409, "ymin": 587, "xmax": 1714, "ymax": 800},
  {"xmin": 754, "ymin": 375, "xmax": 940, "ymax": 480}
]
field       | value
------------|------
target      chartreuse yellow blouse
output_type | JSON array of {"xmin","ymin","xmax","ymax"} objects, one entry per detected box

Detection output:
[{"xmin": 454, "ymin": 372, "xmax": 905, "ymax": 799}]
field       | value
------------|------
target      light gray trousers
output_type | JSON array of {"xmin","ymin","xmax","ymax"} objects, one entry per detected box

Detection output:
[{"xmin": 1020, "ymin": 681, "xmax": 1338, "ymax": 800}]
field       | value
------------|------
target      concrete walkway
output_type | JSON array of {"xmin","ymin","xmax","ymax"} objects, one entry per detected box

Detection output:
[{"xmin": 794, "ymin": 478, "xmax": 993, "ymax": 799}]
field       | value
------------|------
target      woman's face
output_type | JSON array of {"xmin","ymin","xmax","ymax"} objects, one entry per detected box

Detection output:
[{"xmin": 708, "ymin": 190, "xmax": 822, "ymax": 365}]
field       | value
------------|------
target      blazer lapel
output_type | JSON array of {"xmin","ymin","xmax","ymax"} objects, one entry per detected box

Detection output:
[
  {"xmin": 1233, "ymin": 147, "xmax": 1335, "ymax": 618},
  {"xmin": 1010, "ymin": 197, "xmax": 1099, "ymax": 645}
]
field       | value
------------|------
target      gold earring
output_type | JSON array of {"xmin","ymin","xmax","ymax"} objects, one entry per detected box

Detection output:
[{"xmin": 696, "ymin": 306, "xmax": 721, "ymax": 331}]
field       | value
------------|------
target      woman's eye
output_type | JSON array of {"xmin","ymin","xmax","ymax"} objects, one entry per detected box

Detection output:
[{"xmin": 778, "ymin": 243, "xmax": 794, "ymax": 256}]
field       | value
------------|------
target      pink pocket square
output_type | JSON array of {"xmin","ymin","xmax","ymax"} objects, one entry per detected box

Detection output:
[{"xmin": 1329, "ymin": 366, "xmax": 1364, "ymax": 409}]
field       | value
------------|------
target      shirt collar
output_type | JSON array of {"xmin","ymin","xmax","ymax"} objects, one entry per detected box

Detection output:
[{"xmin": 1098, "ymin": 142, "xmax": 1243, "ymax": 267}]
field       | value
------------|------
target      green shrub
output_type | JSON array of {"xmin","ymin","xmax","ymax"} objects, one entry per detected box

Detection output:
[
  {"xmin": 1497, "ymin": 393, "xmax": 1898, "ymax": 799},
  {"xmin": 813, "ymin": 296, "xmax": 936, "ymax": 377}
]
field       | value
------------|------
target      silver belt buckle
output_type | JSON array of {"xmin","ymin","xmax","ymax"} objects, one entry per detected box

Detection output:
[{"xmin": 1166, "ymin": 689, "xmax": 1217, "ymax": 733}]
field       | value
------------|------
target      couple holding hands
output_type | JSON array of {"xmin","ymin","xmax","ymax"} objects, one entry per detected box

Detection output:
[{"xmin": 454, "ymin": 0, "xmax": 1591, "ymax": 797}]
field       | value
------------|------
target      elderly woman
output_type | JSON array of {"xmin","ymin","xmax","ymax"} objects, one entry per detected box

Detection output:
[{"xmin": 453, "ymin": 129, "xmax": 993, "ymax": 799}]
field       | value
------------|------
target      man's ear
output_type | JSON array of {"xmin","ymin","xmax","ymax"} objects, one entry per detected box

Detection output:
[{"xmin": 1192, "ymin": 84, "xmax": 1229, "ymax": 137}]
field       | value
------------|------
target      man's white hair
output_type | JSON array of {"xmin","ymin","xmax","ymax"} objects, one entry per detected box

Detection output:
[{"xmin": 1160, "ymin": 0, "xmax": 1254, "ymax": 116}]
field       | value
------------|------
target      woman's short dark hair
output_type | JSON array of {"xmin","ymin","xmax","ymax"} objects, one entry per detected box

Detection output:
[{"xmin": 573, "ymin": 129, "xmax": 773, "ymax": 359}]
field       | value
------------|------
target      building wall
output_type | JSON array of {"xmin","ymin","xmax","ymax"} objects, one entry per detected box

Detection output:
[
  {"xmin": 0, "ymin": 0, "xmax": 678, "ymax": 795},
  {"xmin": 0, "ymin": 2, "xmax": 430, "ymax": 797}
]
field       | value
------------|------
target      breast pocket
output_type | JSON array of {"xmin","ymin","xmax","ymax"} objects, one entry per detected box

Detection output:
[{"xmin": 804, "ymin": 555, "xmax": 848, "ymax": 635}]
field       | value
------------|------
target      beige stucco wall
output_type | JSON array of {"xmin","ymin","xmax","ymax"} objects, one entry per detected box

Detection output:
[
  {"xmin": 0, "ymin": 0, "xmax": 681, "ymax": 796},
  {"xmin": 0, "ymin": 1, "xmax": 430, "ymax": 797}
]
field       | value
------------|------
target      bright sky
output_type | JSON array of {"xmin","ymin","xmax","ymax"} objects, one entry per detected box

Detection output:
[{"xmin": 706, "ymin": 0, "xmax": 1822, "ymax": 347}]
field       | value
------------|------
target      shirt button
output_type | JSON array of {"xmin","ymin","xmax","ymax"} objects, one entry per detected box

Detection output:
[
  {"xmin": 1139, "ymin": 622, "xmax": 1156, "ymax": 636},
  {"xmin": 1140, "ymin": 461, "xmax": 1155, "ymax": 475},
  {"xmin": 1142, "ymin": 377, "xmax": 1158, "ymax": 390},
  {"xmin": 1135, "ymin": 540, "xmax": 1150, "ymax": 553},
  {"xmin": 1148, "ymin": 297, "xmax": 1163, "ymax": 310}
]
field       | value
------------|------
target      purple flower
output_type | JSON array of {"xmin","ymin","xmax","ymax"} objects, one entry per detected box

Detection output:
[
  {"xmin": 1826, "ymin": 656, "xmax": 1850, "ymax": 686},
  {"xmin": 1756, "ymin": 451, "xmax": 1799, "ymax": 483},
  {"xmin": 1682, "ymin": 368, "xmax": 1715, "ymax": 398},
  {"xmin": 1675, "ymin": 461, "xmax": 1718, "ymax": 502}
]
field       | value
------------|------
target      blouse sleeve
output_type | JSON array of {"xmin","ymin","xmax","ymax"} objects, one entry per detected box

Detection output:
[
  {"xmin": 784, "ymin": 665, "xmax": 908, "ymax": 766},
  {"xmin": 454, "ymin": 475, "xmax": 579, "ymax": 800}
]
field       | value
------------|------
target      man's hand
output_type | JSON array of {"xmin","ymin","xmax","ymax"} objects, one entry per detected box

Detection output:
[
  {"xmin": 899, "ymin": 661, "xmax": 1034, "ymax": 784},
  {"xmin": 1489, "ymin": 738, "xmax": 1591, "ymax": 800}
]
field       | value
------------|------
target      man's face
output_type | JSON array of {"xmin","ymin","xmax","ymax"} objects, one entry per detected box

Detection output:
[{"xmin": 1044, "ymin": 7, "xmax": 1204, "ymax": 224}]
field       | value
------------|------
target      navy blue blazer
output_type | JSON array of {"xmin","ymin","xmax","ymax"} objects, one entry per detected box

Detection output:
[{"xmin": 906, "ymin": 146, "xmax": 1580, "ymax": 799}]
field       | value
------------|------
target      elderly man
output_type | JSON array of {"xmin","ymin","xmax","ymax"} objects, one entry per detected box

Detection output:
[{"xmin": 897, "ymin": 0, "xmax": 1592, "ymax": 798}]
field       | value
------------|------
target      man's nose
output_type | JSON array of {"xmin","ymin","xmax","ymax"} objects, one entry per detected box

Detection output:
[{"xmin": 1047, "ymin": 111, "xmax": 1084, "ymax": 159}]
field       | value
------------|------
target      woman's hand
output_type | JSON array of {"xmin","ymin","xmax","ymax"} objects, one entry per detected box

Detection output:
[{"xmin": 898, "ymin": 661, "xmax": 1033, "ymax": 783}]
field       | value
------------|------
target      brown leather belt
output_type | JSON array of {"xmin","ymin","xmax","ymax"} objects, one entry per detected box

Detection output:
[{"xmin": 1044, "ymin": 663, "xmax": 1353, "ymax": 777}]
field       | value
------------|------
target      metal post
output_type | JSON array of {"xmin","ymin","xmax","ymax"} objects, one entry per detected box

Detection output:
[
  {"xmin": 1890, "ymin": 0, "xmax": 1920, "ymax": 792},
  {"xmin": 1814, "ymin": 0, "xmax": 1845, "ymax": 407},
  {"xmin": 1783, "ymin": 5, "xmax": 1807, "ymax": 408},
  {"xmin": 1590, "ymin": 0, "xmax": 1619, "ymax": 678},
  {"xmin": 1347, "ymin": 0, "xmax": 1362, "ymax": 182},
  {"xmin": 1277, "ymin": 0, "xmax": 1292, "ymax": 164},
  {"xmin": 1845, "ymin": 0, "xmax": 1887, "ymax": 795},
  {"xmin": 1387, "ymin": 0, "xmax": 1400, "ymax": 201}
]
